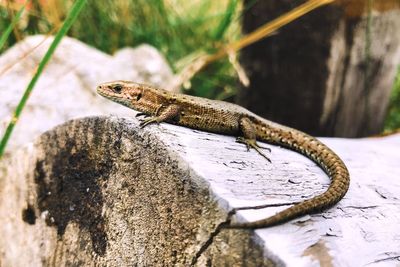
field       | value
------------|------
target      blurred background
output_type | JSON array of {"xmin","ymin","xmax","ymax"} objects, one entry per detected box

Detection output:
[{"xmin": 0, "ymin": 0, "xmax": 399, "ymax": 140}]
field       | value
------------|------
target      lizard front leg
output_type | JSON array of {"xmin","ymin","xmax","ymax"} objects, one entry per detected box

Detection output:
[
  {"xmin": 139, "ymin": 104, "xmax": 181, "ymax": 128},
  {"xmin": 237, "ymin": 117, "xmax": 271, "ymax": 162}
]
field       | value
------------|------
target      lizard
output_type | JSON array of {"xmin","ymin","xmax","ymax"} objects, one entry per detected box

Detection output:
[{"xmin": 96, "ymin": 80, "xmax": 350, "ymax": 229}]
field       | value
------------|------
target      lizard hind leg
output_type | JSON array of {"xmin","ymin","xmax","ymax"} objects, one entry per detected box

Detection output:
[{"xmin": 237, "ymin": 117, "xmax": 271, "ymax": 162}]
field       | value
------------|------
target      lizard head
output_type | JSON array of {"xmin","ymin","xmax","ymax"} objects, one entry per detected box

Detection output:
[{"xmin": 96, "ymin": 80, "xmax": 145, "ymax": 108}]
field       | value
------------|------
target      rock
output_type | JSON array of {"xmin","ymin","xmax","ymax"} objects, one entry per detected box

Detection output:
[
  {"xmin": 0, "ymin": 117, "xmax": 270, "ymax": 266},
  {"xmin": 0, "ymin": 35, "xmax": 173, "ymax": 153},
  {"xmin": 1, "ymin": 116, "xmax": 399, "ymax": 266}
]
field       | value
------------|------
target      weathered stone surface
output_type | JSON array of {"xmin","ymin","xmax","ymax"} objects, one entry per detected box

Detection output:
[
  {"xmin": 1, "ymin": 115, "xmax": 399, "ymax": 266},
  {"xmin": 0, "ymin": 35, "xmax": 173, "ymax": 153},
  {"xmin": 0, "ymin": 117, "xmax": 271, "ymax": 266}
]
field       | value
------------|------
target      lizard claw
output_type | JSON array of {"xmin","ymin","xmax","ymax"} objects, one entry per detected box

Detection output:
[
  {"xmin": 139, "ymin": 117, "xmax": 160, "ymax": 128},
  {"xmin": 236, "ymin": 137, "xmax": 251, "ymax": 151},
  {"xmin": 236, "ymin": 137, "xmax": 272, "ymax": 162},
  {"xmin": 253, "ymin": 143, "xmax": 271, "ymax": 152}
]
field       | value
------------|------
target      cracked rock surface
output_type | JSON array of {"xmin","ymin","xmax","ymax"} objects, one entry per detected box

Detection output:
[
  {"xmin": 1, "ymin": 115, "xmax": 399, "ymax": 266},
  {"xmin": 0, "ymin": 116, "xmax": 271, "ymax": 266}
]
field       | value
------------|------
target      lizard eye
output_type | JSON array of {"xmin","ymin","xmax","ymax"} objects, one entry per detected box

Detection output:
[
  {"xmin": 113, "ymin": 85, "xmax": 122, "ymax": 93},
  {"xmin": 136, "ymin": 93, "xmax": 142, "ymax": 101}
]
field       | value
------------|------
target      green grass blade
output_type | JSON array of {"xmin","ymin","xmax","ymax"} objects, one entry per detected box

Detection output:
[
  {"xmin": 0, "ymin": 0, "xmax": 87, "ymax": 158},
  {"xmin": 0, "ymin": 3, "xmax": 26, "ymax": 50},
  {"xmin": 211, "ymin": 0, "xmax": 238, "ymax": 41},
  {"xmin": 384, "ymin": 67, "xmax": 400, "ymax": 131}
]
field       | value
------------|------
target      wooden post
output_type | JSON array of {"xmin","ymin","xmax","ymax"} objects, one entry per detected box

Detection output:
[{"xmin": 239, "ymin": 0, "xmax": 400, "ymax": 137}]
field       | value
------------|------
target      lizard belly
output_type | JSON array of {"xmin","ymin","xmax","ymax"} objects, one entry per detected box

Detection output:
[{"xmin": 178, "ymin": 112, "xmax": 240, "ymax": 135}]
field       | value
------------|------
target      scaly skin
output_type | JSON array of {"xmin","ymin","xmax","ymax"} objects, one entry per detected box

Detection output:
[{"xmin": 97, "ymin": 80, "xmax": 350, "ymax": 229}]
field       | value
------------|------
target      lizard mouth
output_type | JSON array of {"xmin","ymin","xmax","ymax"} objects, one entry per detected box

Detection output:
[{"xmin": 96, "ymin": 84, "xmax": 112, "ymax": 95}]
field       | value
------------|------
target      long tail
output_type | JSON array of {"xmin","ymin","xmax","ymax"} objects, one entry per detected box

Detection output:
[{"xmin": 227, "ymin": 122, "xmax": 350, "ymax": 229}]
